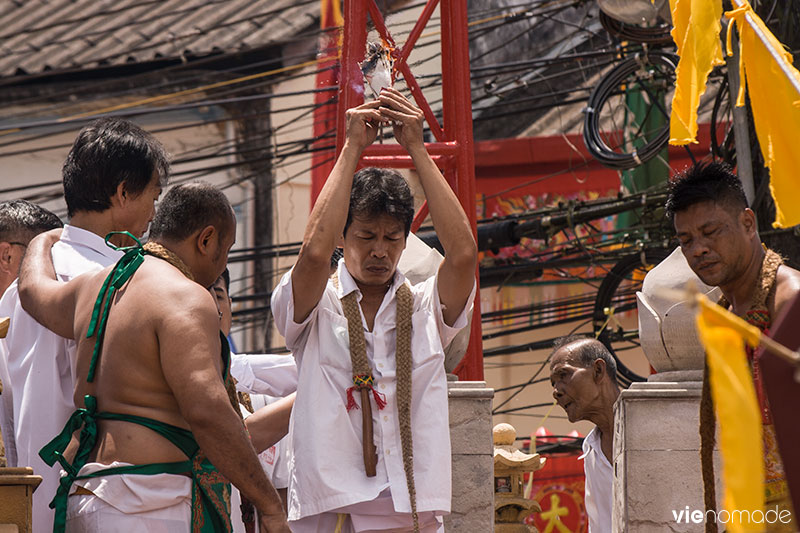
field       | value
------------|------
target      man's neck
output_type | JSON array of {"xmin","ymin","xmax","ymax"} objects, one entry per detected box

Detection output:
[
  {"xmin": 587, "ymin": 382, "xmax": 620, "ymax": 437},
  {"xmin": 68, "ymin": 211, "xmax": 116, "ymax": 242},
  {"xmin": 356, "ymin": 280, "xmax": 392, "ymax": 302},
  {"xmin": 720, "ymin": 243, "xmax": 765, "ymax": 314}
]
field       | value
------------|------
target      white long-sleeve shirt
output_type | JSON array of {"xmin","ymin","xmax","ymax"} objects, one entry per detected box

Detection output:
[
  {"xmin": 230, "ymin": 352, "xmax": 298, "ymax": 397},
  {"xmin": 4, "ymin": 225, "xmax": 121, "ymax": 533},
  {"xmin": 580, "ymin": 427, "xmax": 613, "ymax": 533},
  {"xmin": 0, "ymin": 288, "xmax": 18, "ymax": 467},
  {"xmin": 271, "ymin": 260, "xmax": 474, "ymax": 521}
]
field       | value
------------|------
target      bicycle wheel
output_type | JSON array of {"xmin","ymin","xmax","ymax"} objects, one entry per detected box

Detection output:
[
  {"xmin": 592, "ymin": 247, "xmax": 673, "ymax": 386},
  {"xmin": 583, "ymin": 51, "xmax": 678, "ymax": 170},
  {"xmin": 710, "ymin": 76, "xmax": 736, "ymax": 166},
  {"xmin": 599, "ymin": 10, "xmax": 673, "ymax": 45}
]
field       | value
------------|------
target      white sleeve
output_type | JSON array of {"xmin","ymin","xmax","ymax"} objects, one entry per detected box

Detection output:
[
  {"xmin": 270, "ymin": 268, "xmax": 317, "ymax": 354},
  {"xmin": 229, "ymin": 353, "xmax": 298, "ymax": 396},
  {"xmin": 416, "ymin": 273, "xmax": 476, "ymax": 349}
]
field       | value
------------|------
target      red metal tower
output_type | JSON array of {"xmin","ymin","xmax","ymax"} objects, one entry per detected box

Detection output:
[{"xmin": 312, "ymin": 0, "xmax": 483, "ymax": 380}]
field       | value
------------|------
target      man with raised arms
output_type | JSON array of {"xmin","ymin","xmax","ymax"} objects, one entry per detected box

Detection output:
[
  {"xmin": 18, "ymin": 183, "xmax": 289, "ymax": 532},
  {"xmin": 271, "ymin": 88, "xmax": 477, "ymax": 532}
]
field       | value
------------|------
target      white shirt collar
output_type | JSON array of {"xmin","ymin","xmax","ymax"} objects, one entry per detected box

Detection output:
[
  {"xmin": 335, "ymin": 258, "xmax": 407, "ymax": 301},
  {"xmin": 59, "ymin": 224, "xmax": 122, "ymax": 260},
  {"xmin": 578, "ymin": 426, "xmax": 600, "ymax": 459}
]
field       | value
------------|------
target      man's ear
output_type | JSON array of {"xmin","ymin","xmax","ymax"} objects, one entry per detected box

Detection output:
[
  {"xmin": 110, "ymin": 182, "xmax": 127, "ymax": 208},
  {"xmin": 196, "ymin": 225, "xmax": 216, "ymax": 255},
  {"xmin": 741, "ymin": 208, "xmax": 758, "ymax": 236},
  {"xmin": 0, "ymin": 242, "xmax": 13, "ymax": 275},
  {"xmin": 593, "ymin": 358, "xmax": 606, "ymax": 382}
]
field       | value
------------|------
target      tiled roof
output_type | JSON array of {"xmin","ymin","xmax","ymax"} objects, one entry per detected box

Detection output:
[{"xmin": 0, "ymin": 0, "xmax": 319, "ymax": 78}]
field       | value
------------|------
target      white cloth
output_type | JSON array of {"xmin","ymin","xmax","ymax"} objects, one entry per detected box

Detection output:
[
  {"xmin": 66, "ymin": 461, "xmax": 191, "ymax": 532},
  {"xmin": 271, "ymin": 260, "xmax": 474, "ymax": 521},
  {"xmin": 289, "ymin": 488, "xmax": 444, "ymax": 533},
  {"xmin": 5, "ymin": 225, "xmax": 122, "ymax": 533},
  {"xmin": 230, "ymin": 352, "xmax": 298, "ymax": 397},
  {"xmin": 229, "ymin": 355, "xmax": 295, "ymax": 533},
  {"xmin": 230, "ymin": 396, "xmax": 292, "ymax": 533},
  {"xmin": 247, "ymin": 393, "xmax": 290, "ymax": 490},
  {"xmin": 0, "ymin": 286, "xmax": 18, "ymax": 467},
  {"xmin": 579, "ymin": 427, "xmax": 613, "ymax": 533}
]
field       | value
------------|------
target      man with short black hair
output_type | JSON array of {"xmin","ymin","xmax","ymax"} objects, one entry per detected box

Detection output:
[
  {"xmin": 3, "ymin": 117, "xmax": 168, "ymax": 532},
  {"xmin": 272, "ymin": 88, "xmax": 477, "ymax": 532},
  {"xmin": 18, "ymin": 182, "xmax": 289, "ymax": 532},
  {"xmin": 549, "ymin": 336, "xmax": 620, "ymax": 533},
  {"xmin": 0, "ymin": 200, "xmax": 62, "ymax": 468},
  {"xmin": 667, "ymin": 161, "xmax": 800, "ymax": 530},
  {"xmin": 0, "ymin": 200, "xmax": 63, "ymax": 296}
]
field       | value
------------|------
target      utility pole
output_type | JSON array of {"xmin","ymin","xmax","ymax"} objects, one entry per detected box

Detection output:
[{"xmin": 230, "ymin": 94, "xmax": 274, "ymax": 352}]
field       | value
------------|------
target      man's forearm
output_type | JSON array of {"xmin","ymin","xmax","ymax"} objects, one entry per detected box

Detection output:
[
  {"xmin": 300, "ymin": 142, "xmax": 361, "ymax": 259},
  {"xmin": 18, "ymin": 229, "xmax": 76, "ymax": 338},
  {"xmin": 409, "ymin": 146, "xmax": 475, "ymax": 259},
  {"xmin": 245, "ymin": 393, "xmax": 294, "ymax": 453}
]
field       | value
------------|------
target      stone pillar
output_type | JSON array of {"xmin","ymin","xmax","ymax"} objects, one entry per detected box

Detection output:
[
  {"xmin": 613, "ymin": 381, "xmax": 720, "ymax": 532},
  {"xmin": 446, "ymin": 380, "xmax": 494, "ymax": 532},
  {"xmin": 614, "ymin": 247, "xmax": 722, "ymax": 531},
  {"xmin": 0, "ymin": 467, "xmax": 42, "ymax": 533}
]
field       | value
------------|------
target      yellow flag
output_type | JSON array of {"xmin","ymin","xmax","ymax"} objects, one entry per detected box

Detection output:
[
  {"xmin": 696, "ymin": 297, "xmax": 764, "ymax": 533},
  {"xmin": 668, "ymin": 0, "xmax": 724, "ymax": 145},
  {"xmin": 726, "ymin": 3, "xmax": 800, "ymax": 228}
]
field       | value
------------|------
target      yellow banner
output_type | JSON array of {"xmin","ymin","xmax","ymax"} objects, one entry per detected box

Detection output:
[
  {"xmin": 696, "ymin": 296, "xmax": 764, "ymax": 533},
  {"xmin": 668, "ymin": 0, "xmax": 724, "ymax": 145},
  {"xmin": 726, "ymin": 3, "xmax": 800, "ymax": 228}
]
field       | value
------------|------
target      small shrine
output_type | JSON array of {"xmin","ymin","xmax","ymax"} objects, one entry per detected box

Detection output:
[{"xmin": 493, "ymin": 423, "xmax": 546, "ymax": 532}]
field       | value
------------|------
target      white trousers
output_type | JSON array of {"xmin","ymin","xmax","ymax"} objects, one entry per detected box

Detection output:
[
  {"xmin": 64, "ymin": 461, "xmax": 192, "ymax": 533},
  {"xmin": 289, "ymin": 489, "xmax": 444, "ymax": 533}
]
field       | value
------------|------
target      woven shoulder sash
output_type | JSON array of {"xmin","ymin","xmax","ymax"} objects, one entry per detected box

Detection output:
[{"xmin": 340, "ymin": 282, "xmax": 419, "ymax": 532}]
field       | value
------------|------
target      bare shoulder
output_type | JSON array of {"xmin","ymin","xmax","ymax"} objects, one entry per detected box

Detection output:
[
  {"xmin": 772, "ymin": 264, "xmax": 800, "ymax": 316},
  {"xmin": 135, "ymin": 257, "xmax": 217, "ymax": 322}
]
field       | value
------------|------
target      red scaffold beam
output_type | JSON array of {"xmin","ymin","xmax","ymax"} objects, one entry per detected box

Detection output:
[{"xmin": 313, "ymin": 0, "xmax": 483, "ymax": 381}]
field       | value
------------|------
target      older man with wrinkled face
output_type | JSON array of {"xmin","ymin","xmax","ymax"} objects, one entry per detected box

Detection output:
[{"xmin": 549, "ymin": 336, "xmax": 620, "ymax": 533}]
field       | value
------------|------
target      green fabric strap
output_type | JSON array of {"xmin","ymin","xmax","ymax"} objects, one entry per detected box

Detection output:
[
  {"xmin": 39, "ymin": 394, "xmax": 195, "ymax": 533},
  {"xmin": 84, "ymin": 232, "xmax": 145, "ymax": 383}
]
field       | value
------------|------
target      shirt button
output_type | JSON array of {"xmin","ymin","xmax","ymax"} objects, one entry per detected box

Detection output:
[
  {"xmin": 384, "ymin": 416, "xmax": 388, "ymax": 422},
  {"xmin": 386, "ymin": 449, "xmax": 391, "ymax": 455},
  {"xmin": 378, "ymin": 363, "xmax": 384, "ymax": 368},
  {"xmin": 380, "ymin": 384, "xmax": 386, "ymax": 390}
]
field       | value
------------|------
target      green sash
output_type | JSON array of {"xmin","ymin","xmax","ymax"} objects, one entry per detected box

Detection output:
[{"xmin": 39, "ymin": 232, "xmax": 232, "ymax": 533}]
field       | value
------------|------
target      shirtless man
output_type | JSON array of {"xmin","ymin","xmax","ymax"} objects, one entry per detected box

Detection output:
[
  {"xmin": 666, "ymin": 161, "xmax": 800, "ymax": 530},
  {"xmin": 18, "ymin": 182, "xmax": 289, "ymax": 532}
]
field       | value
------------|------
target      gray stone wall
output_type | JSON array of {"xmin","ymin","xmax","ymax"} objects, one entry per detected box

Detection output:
[{"xmin": 445, "ymin": 380, "xmax": 495, "ymax": 531}]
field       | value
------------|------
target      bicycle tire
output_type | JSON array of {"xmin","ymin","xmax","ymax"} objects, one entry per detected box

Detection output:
[
  {"xmin": 710, "ymin": 76, "xmax": 737, "ymax": 166},
  {"xmin": 599, "ymin": 10, "xmax": 674, "ymax": 45},
  {"xmin": 583, "ymin": 51, "xmax": 678, "ymax": 171},
  {"xmin": 592, "ymin": 247, "xmax": 673, "ymax": 387}
]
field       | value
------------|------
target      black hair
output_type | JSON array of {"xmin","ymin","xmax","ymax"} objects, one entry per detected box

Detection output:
[
  {"xmin": 665, "ymin": 161, "xmax": 748, "ymax": 221},
  {"xmin": 217, "ymin": 267, "xmax": 231, "ymax": 293},
  {"xmin": 62, "ymin": 118, "xmax": 170, "ymax": 217},
  {"xmin": 149, "ymin": 182, "xmax": 233, "ymax": 242},
  {"xmin": 551, "ymin": 335, "xmax": 618, "ymax": 384},
  {"xmin": 0, "ymin": 200, "xmax": 63, "ymax": 243},
  {"xmin": 344, "ymin": 167, "xmax": 415, "ymax": 237}
]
